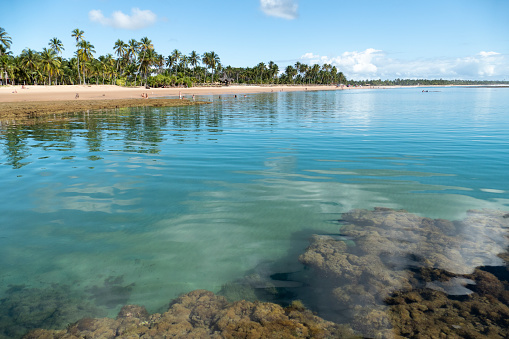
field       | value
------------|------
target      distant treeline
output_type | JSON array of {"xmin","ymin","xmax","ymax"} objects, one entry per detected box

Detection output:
[{"xmin": 350, "ymin": 79, "xmax": 509, "ymax": 86}]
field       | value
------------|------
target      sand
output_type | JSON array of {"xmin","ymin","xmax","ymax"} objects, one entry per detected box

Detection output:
[
  {"xmin": 0, "ymin": 84, "xmax": 350, "ymax": 122},
  {"xmin": 0, "ymin": 84, "xmax": 348, "ymax": 103}
]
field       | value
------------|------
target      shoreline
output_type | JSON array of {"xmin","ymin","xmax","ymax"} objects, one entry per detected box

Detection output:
[
  {"xmin": 1, "ymin": 84, "xmax": 501, "ymax": 122},
  {"xmin": 0, "ymin": 84, "xmax": 352, "ymax": 104},
  {"xmin": 0, "ymin": 84, "xmax": 348, "ymax": 122}
]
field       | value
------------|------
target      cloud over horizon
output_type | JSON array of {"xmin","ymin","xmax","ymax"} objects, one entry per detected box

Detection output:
[
  {"xmin": 300, "ymin": 49, "xmax": 508, "ymax": 80},
  {"xmin": 260, "ymin": 0, "xmax": 298, "ymax": 20},
  {"xmin": 89, "ymin": 8, "xmax": 157, "ymax": 30}
]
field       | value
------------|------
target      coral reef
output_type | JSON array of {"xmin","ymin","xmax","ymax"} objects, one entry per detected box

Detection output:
[
  {"xmin": 299, "ymin": 207, "xmax": 509, "ymax": 338},
  {"xmin": 24, "ymin": 290, "xmax": 358, "ymax": 339}
]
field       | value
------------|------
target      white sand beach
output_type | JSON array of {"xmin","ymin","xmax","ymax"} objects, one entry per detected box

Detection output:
[{"xmin": 0, "ymin": 84, "xmax": 356, "ymax": 103}]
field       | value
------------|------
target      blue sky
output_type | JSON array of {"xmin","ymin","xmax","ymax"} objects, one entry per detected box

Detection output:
[{"xmin": 2, "ymin": 0, "xmax": 508, "ymax": 80}]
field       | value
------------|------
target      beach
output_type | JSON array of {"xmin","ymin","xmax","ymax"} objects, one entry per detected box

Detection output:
[
  {"xmin": 0, "ymin": 84, "xmax": 351, "ymax": 102},
  {"xmin": 0, "ymin": 84, "xmax": 351, "ymax": 121}
]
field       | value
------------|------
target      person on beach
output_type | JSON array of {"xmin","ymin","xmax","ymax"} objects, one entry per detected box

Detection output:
[
  {"xmin": 179, "ymin": 91, "xmax": 182, "ymax": 99},
  {"xmin": 192, "ymin": 94, "xmax": 195, "ymax": 101},
  {"xmin": 75, "ymin": 93, "xmax": 79, "ymax": 99}
]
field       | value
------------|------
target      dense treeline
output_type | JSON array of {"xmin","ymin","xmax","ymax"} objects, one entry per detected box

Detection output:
[
  {"xmin": 0, "ymin": 27, "xmax": 346, "ymax": 87},
  {"xmin": 1, "ymin": 27, "xmax": 507, "ymax": 88}
]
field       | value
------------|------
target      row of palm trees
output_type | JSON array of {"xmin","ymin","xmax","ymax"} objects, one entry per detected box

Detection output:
[{"xmin": 0, "ymin": 27, "xmax": 346, "ymax": 87}]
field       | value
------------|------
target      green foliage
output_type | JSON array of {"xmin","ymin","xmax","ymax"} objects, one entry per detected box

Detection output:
[
  {"xmin": 146, "ymin": 74, "xmax": 195, "ymax": 88},
  {"xmin": 116, "ymin": 77, "xmax": 127, "ymax": 86}
]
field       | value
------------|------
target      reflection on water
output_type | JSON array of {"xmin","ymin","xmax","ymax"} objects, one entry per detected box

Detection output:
[{"xmin": 0, "ymin": 88, "xmax": 508, "ymax": 338}]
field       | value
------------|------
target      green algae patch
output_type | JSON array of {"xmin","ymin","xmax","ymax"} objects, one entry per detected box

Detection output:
[{"xmin": 0, "ymin": 98, "xmax": 209, "ymax": 122}]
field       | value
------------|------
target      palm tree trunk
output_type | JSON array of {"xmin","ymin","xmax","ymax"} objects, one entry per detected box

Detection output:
[{"xmin": 77, "ymin": 58, "xmax": 81, "ymax": 85}]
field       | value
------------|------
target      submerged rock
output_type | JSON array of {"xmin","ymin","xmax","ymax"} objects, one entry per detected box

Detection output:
[
  {"xmin": 24, "ymin": 290, "xmax": 358, "ymax": 338},
  {"xmin": 299, "ymin": 207, "xmax": 509, "ymax": 338},
  {"xmin": 85, "ymin": 275, "xmax": 135, "ymax": 309},
  {"xmin": 386, "ymin": 284, "xmax": 509, "ymax": 338},
  {"xmin": 0, "ymin": 284, "xmax": 105, "ymax": 339}
]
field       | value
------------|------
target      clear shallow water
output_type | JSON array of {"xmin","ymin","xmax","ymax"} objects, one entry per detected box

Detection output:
[{"xmin": 0, "ymin": 87, "xmax": 508, "ymax": 335}]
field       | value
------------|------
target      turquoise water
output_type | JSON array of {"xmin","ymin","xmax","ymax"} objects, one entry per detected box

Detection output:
[{"xmin": 1, "ymin": 87, "xmax": 508, "ymax": 334}]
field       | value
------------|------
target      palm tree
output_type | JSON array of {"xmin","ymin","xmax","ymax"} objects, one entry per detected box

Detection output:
[
  {"xmin": 256, "ymin": 62, "xmax": 266, "ymax": 83},
  {"xmin": 98, "ymin": 54, "xmax": 114, "ymax": 84},
  {"xmin": 4, "ymin": 56, "xmax": 18, "ymax": 85},
  {"xmin": 294, "ymin": 61, "xmax": 301, "ymax": 75},
  {"xmin": 337, "ymin": 71, "xmax": 346, "ymax": 85},
  {"xmin": 0, "ymin": 54, "xmax": 9, "ymax": 84},
  {"xmin": 154, "ymin": 53, "xmax": 165, "ymax": 75},
  {"xmin": 0, "ymin": 28, "xmax": 12, "ymax": 84},
  {"xmin": 127, "ymin": 39, "xmax": 139, "ymax": 65},
  {"xmin": 285, "ymin": 65, "xmax": 297, "ymax": 84},
  {"xmin": 0, "ymin": 45, "xmax": 10, "ymax": 56},
  {"xmin": 113, "ymin": 39, "xmax": 127, "ymax": 77},
  {"xmin": 135, "ymin": 37, "xmax": 153, "ymax": 86},
  {"xmin": 78, "ymin": 40, "xmax": 95, "ymax": 84},
  {"xmin": 203, "ymin": 51, "xmax": 220, "ymax": 83},
  {"xmin": 71, "ymin": 28, "xmax": 84, "ymax": 84},
  {"xmin": 330, "ymin": 66, "xmax": 338, "ymax": 84},
  {"xmin": 166, "ymin": 54, "xmax": 176, "ymax": 75},
  {"xmin": 48, "ymin": 37, "xmax": 64, "ymax": 55},
  {"xmin": 179, "ymin": 55, "xmax": 189, "ymax": 74},
  {"xmin": 40, "ymin": 48, "xmax": 61, "ymax": 85},
  {"xmin": 189, "ymin": 50, "xmax": 200, "ymax": 77},
  {"xmin": 90, "ymin": 59, "xmax": 102, "ymax": 85},
  {"xmin": 268, "ymin": 61, "xmax": 279, "ymax": 84},
  {"xmin": 170, "ymin": 49, "xmax": 181, "ymax": 77},
  {"xmin": 20, "ymin": 48, "xmax": 40, "ymax": 84},
  {"xmin": 310, "ymin": 64, "xmax": 320, "ymax": 83},
  {"xmin": 298, "ymin": 63, "xmax": 308, "ymax": 84},
  {"xmin": 0, "ymin": 27, "xmax": 12, "ymax": 55},
  {"xmin": 105, "ymin": 54, "xmax": 116, "ymax": 84},
  {"xmin": 142, "ymin": 49, "xmax": 157, "ymax": 85}
]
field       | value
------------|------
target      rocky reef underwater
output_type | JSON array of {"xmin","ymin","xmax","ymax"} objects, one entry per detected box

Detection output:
[{"xmin": 2, "ymin": 207, "xmax": 508, "ymax": 338}]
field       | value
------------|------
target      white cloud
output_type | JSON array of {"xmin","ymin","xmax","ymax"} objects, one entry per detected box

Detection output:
[
  {"xmin": 260, "ymin": 0, "xmax": 298, "ymax": 20},
  {"xmin": 300, "ymin": 49, "xmax": 508, "ymax": 80},
  {"xmin": 479, "ymin": 51, "xmax": 500, "ymax": 57},
  {"xmin": 89, "ymin": 8, "xmax": 157, "ymax": 30}
]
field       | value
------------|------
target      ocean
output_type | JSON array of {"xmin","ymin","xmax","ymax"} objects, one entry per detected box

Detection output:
[{"xmin": 1, "ymin": 87, "xmax": 508, "ymax": 337}]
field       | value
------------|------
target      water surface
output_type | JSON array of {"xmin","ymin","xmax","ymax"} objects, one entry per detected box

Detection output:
[{"xmin": 1, "ymin": 87, "xmax": 508, "ymax": 336}]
